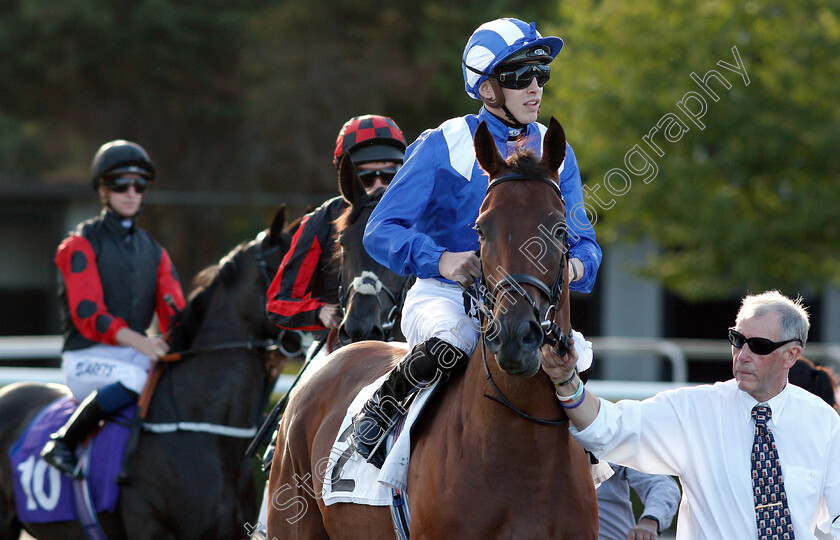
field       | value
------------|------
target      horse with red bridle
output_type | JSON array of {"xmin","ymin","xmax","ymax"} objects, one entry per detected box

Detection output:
[{"xmin": 266, "ymin": 118, "xmax": 598, "ymax": 539}]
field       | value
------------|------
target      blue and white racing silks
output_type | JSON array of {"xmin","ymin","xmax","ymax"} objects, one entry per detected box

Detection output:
[{"xmin": 363, "ymin": 108, "xmax": 602, "ymax": 293}]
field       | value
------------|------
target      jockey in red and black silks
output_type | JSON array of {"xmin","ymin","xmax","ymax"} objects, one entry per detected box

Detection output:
[
  {"xmin": 266, "ymin": 115, "xmax": 406, "ymax": 334},
  {"xmin": 41, "ymin": 139, "xmax": 185, "ymax": 479},
  {"xmin": 56, "ymin": 211, "xmax": 182, "ymax": 352}
]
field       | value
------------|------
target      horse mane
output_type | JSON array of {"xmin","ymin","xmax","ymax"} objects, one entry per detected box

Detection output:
[
  {"xmin": 330, "ymin": 187, "xmax": 386, "ymax": 265},
  {"xmin": 167, "ymin": 241, "xmax": 249, "ymax": 352}
]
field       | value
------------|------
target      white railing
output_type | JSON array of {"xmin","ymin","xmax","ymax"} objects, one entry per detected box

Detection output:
[{"xmin": 2, "ymin": 335, "xmax": 839, "ymax": 401}]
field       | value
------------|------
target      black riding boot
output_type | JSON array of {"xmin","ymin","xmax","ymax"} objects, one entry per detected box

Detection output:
[
  {"xmin": 351, "ymin": 337, "xmax": 469, "ymax": 468},
  {"xmin": 40, "ymin": 391, "xmax": 110, "ymax": 478}
]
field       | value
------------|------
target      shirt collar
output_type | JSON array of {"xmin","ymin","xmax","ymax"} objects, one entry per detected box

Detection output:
[
  {"xmin": 477, "ymin": 107, "xmax": 541, "ymax": 154},
  {"xmin": 737, "ymin": 381, "xmax": 791, "ymax": 428}
]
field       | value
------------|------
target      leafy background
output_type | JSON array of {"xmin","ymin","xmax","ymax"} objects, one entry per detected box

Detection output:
[{"xmin": 0, "ymin": 0, "xmax": 837, "ymax": 298}]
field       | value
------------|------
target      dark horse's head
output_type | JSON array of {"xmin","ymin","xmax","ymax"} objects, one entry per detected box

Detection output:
[
  {"xmin": 474, "ymin": 117, "xmax": 570, "ymax": 377},
  {"xmin": 169, "ymin": 206, "xmax": 303, "ymax": 361},
  {"xmin": 333, "ymin": 154, "xmax": 411, "ymax": 346}
]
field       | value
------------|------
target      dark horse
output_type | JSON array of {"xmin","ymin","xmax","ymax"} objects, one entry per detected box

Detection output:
[
  {"xmin": 0, "ymin": 207, "xmax": 300, "ymax": 540},
  {"xmin": 334, "ymin": 154, "xmax": 410, "ymax": 347},
  {"xmin": 266, "ymin": 118, "xmax": 598, "ymax": 538}
]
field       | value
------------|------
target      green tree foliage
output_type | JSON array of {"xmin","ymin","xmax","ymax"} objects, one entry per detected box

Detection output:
[{"xmin": 544, "ymin": 0, "xmax": 840, "ymax": 299}]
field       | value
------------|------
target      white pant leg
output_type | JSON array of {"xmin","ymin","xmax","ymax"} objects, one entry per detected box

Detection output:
[
  {"xmin": 62, "ymin": 344, "xmax": 152, "ymax": 401},
  {"xmin": 400, "ymin": 278, "xmax": 480, "ymax": 354},
  {"xmin": 255, "ymin": 481, "xmax": 269, "ymax": 535}
]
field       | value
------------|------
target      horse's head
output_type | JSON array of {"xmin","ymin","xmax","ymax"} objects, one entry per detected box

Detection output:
[
  {"xmin": 474, "ymin": 117, "xmax": 569, "ymax": 377},
  {"xmin": 334, "ymin": 154, "xmax": 411, "ymax": 346}
]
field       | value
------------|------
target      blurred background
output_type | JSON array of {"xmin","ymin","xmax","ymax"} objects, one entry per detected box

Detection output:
[{"xmin": 1, "ymin": 0, "xmax": 839, "ymax": 385}]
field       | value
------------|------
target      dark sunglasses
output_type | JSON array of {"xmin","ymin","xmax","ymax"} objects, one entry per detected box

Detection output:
[
  {"xmin": 357, "ymin": 166, "xmax": 400, "ymax": 188},
  {"xmin": 105, "ymin": 176, "xmax": 148, "ymax": 194},
  {"xmin": 495, "ymin": 63, "xmax": 551, "ymax": 90},
  {"xmin": 728, "ymin": 327, "xmax": 801, "ymax": 355}
]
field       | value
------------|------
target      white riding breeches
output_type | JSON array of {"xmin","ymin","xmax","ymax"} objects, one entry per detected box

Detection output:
[
  {"xmin": 62, "ymin": 344, "xmax": 152, "ymax": 401},
  {"xmin": 400, "ymin": 278, "xmax": 480, "ymax": 354}
]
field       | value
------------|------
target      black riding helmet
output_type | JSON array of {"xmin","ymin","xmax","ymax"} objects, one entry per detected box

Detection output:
[{"xmin": 90, "ymin": 140, "xmax": 156, "ymax": 190}]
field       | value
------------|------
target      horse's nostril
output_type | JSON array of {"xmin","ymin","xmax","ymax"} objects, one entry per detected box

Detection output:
[
  {"xmin": 338, "ymin": 325, "xmax": 351, "ymax": 345},
  {"xmin": 520, "ymin": 320, "xmax": 543, "ymax": 351},
  {"xmin": 368, "ymin": 326, "xmax": 385, "ymax": 342}
]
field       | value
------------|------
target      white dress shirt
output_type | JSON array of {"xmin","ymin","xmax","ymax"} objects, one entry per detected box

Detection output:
[{"xmin": 571, "ymin": 379, "xmax": 840, "ymax": 539}]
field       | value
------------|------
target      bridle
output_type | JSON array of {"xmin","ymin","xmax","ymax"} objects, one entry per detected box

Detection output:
[
  {"xmin": 469, "ymin": 172, "xmax": 572, "ymax": 426},
  {"xmin": 337, "ymin": 196, "xmax": 411, "ymax": 342},
  {"xmin": 480, "ymin": 172, "xmax": 571, "ymax": 353},
  {"xmin": 339, "ymin": 270, "xmax": 410, "ymax": 342}
]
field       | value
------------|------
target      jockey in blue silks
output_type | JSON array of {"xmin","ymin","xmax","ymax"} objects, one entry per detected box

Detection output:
[{"xmin": 352, "ymin": 17, "xmax": 602, "ymax": 468}]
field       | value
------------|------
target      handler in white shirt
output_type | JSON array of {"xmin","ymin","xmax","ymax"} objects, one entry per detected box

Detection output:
[{"xmin": 541, "ymin": 290, "xmax": 840, "ymax": 539}]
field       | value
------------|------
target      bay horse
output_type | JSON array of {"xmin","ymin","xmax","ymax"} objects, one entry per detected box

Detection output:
[
  {"xmin": 333, "ymin": 154, "xmax": 411, "ymax": 347},
  {"xmin": 266, "ymin": 118, "xmax": 598, "ymax": 538},
  {"xmin": 0, "ymin": 207, "xmax": 300, "ymax": 540}
]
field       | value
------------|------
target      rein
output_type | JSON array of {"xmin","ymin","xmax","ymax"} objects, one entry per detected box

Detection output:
[{"xmin": 471, "ymin": 172, "xmax": 573, "ymax": 425}]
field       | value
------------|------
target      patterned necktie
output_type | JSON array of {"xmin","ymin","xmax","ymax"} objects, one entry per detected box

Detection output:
[{"xmin": 751, "ymin": 404, "xmax": 795, "ymax": 540}]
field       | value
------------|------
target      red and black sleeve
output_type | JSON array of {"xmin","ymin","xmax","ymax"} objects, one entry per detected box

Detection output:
[
  {"xmin": 55, "ymin": 235, "xmax": 128, "ymax": 344},
  {"xmin": 266, "ymin": 211, "xmax": 330, "ymax": 331}
]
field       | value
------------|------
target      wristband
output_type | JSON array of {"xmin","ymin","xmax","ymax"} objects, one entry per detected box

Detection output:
[
  {"xmin": 563, "ymin": 386, "xmax": 587, "ymax": 409},
  {"xmin": 556, "ymin": 379, "xmax": 584, "ymax": 403},
  {"xmin": 552, "ymin": 368, "xmax": 577, "ymax": 388}
]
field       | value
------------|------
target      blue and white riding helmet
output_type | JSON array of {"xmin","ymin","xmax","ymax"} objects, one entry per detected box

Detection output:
[{"xmin": 462, "ymin": 18, "xmax": 564, "ymax": 101}]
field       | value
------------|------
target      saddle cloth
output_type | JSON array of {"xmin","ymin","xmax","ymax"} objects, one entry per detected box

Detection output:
[
  {"xmin": 9, "ymin": 397, "xmax": 133, "ymax": 523},
  {"xmin": 321, "ymin": 373, "xmax": 440, "ymax": 506}
]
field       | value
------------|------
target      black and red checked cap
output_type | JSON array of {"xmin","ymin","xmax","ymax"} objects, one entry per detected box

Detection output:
[{"xmin": 333, "ymin": 115, "xmax": 407, "ymax": 168}]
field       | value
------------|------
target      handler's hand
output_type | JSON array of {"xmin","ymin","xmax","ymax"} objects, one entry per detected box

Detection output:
[
  {"xmin": 540, "ymin": 337, "xmax": 578, "ymax": 385},
  {"xmin": 438, "ymin": 251, "xmax": 480, "ymax": 287},
  {"xmin": 626, "ymin": 517, "xmax": 659, "ymax": 540}
]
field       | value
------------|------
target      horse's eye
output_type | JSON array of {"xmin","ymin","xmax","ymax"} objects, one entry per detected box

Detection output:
[{"xmin": 474, "ymin": 224, "xmax": 485, "ymax": 240}]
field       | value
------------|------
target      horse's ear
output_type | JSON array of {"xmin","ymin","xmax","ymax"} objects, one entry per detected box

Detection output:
[
  {"xmin": 338, "ymin": 154, "xmax": 364, "ymax": 205},
  {"xmin": 474, "ymin": 121, "xmax": 506, "ymax": 178},
  {"xmin": 541, "ymin": 117, "xmax": 567, "ymax": 175},
  {"xmin": 268, "ymin": 205, "xmax": 287, "ymax": 246}
]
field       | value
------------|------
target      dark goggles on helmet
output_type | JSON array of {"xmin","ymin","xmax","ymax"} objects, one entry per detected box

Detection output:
[
  {"xmin": 727, "ymin": 328, "xmax": 801, "ymax": 355},
  {"xmin": 495, "ymin": 62, "xmax": 551, "ymax": 90},
  {"xmin": 357, "ymin": 166, "xmax": 400, "ymax": 188},
  {"xmin": 104, "ymin": 176, "xmax": 149, "ymax": 194}
]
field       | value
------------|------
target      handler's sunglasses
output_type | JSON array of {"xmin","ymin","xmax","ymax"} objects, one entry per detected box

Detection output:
[
  {"xmin": 495, "ymin": 63, "xmax": 551, "ymax": 90},
  {"xmin": 727, "ymin": 328, "xmax": 801, "ymax": 355},
  {"xmin": 357, "ymin": 166, "xmax": 400, "ymax": 188},
  {"xmin": 105, "ymin": 176, "xmax": 148, "ymax": 194}
]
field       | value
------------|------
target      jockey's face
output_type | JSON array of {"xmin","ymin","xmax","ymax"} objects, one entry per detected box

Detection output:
[
  {"xmin": 499, "ymin": 75, "xmax": 543, "ymax": 125},
  {"xmin": 356, "ymin": 161, "xmax": 400, "ymax": 194},
  {"xmin": 99, "ymin": 174, "xmax": 145, "ymax": 218}
]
